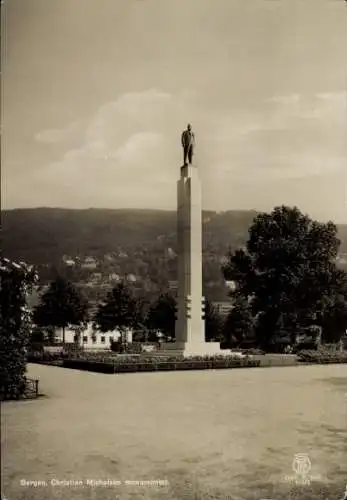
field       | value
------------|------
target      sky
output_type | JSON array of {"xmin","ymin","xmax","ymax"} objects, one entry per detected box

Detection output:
[{"xmin": 2, "ymin": 0, "xmax": 347, "ymax": 223}]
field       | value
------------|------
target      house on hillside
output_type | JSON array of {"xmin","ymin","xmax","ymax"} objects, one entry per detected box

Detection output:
[
  {"xmin": 104, "ymin": 253, "xmax": 115, "ymax": 262},
  {"xmin": 90, "ymin": 272, "xmax": 102, "ymax": 283},
  {"xmin": 81, "ymin": 257, "xmax": 97, "ymax": 269},
  {"xmin": 108, "ymin": 273, "xmax": 120, "ymax": 282},
  {"xmin": 225, "ymin": 280, "xmax": 236, "ymax": 291},
  {"xmin": 167, "ymin": 247, "xmax": 176, "ymax": 258},
  {"xmin": 337, "ymin": 253, "xmax": 347, "ymax": 265},
  {"xmin": 168, "ymin": 280, "xmax": 178, "ymax": 292},
  {"xmin": 219, "ymin": 256, "xmax": 229, "ymax": 265},
  {"xmin": 62, "ymin": 256, "xmax": 76, "ymax": 266}
]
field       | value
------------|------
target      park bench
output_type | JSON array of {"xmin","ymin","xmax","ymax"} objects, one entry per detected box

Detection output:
[{"xmin": 23, "ymin": 377, "xmax": 39, "ymax": 398}]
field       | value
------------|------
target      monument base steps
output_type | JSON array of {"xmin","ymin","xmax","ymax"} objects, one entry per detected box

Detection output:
[{"xmin": 159, "ymin": 341, "xmax": 231, "ymax": 357}]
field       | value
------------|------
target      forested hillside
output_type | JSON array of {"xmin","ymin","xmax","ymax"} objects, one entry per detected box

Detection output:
[
  {"xmin": 2, "ymin": 208, "xmax": 262, "ymax": 264},
  {"xmin": 2, "ymin": 208, "xmax": 346, "ymax": 302}
]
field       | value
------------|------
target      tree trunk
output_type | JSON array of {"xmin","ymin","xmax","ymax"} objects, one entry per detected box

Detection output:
[{"xmin": 62, "ymin": 326, "xmax": 65, "ymax": 344}]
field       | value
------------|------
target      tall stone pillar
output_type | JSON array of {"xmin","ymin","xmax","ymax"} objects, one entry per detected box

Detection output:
[
  {"xmin": 175, "ymin": 164, "xmax": 205, "ymax": 344},
  {"xmin": 161, "ymin": 163, "xmax": 225, "ymax": 357}
]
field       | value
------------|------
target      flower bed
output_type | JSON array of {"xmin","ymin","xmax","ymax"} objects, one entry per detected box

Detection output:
[
  {"xmin": 241, "ymin": 348, "xmax": 266, "ymax": 356},
  {"xmin": 297, "ymin": 350, "xmax": 347, "ymax": 364},
  {"xmin": 62, "ymin": 355, "xmax": 260, "ymax": 374}
]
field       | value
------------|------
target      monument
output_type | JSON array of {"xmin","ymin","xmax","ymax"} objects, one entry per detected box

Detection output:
[
  {"xmin": 181, "ymin": 123, "xmax": 195, "ymax": 166},
  {"xmin": 160, "ymin": 126, "xmax": 227, "ymax": 357}
]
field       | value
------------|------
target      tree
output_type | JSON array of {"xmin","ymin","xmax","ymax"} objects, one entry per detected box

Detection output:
[
  {"xmin": 93, "ymin": 283, "xmax": 138, "ymax": 345},
  {"xmin": 146, "ymin": 293, "xmax": 177, "ymax": 340},
  {"xmin": 30, "ymin": 326, "xmax": 45, "ymax": 343},
  {"xmin": 134, "ymin": 295, "xmax": 149, "ymax": 330},
  {"xmin": 204, "ymin": 299, "xmax": 223, "ymax": 342},
  {"xmin": 223, "ymin": 205, "xmax": 346, "ymax": 349},
  {"xmin": 319, "ymin": 268, "xmax": 347, "ymax": 343},
  {"xmin": 0, "ymin": 258, "xmax": 38, "ymax": 400},
  {"xmin": 33, "ymin": 276, "xmax": 89, "ymax": 343},
  {"xmin": 223, "ymin": 296, "xmax": 254, "ymax": 347}
]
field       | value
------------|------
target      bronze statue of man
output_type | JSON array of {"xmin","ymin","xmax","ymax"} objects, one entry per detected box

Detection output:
[{"xmin": 181, "ymin": 123, "xmax": 195, "ymax": 165}]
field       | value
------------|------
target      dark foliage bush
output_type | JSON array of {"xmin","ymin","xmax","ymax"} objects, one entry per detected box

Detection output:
[
  {"xmin": 110, "ymin": 339, "xmax": 122, "ymax": 353},
  {"xmin": 294, "ymin": 342, "xmax": 319, "ymax": 352},
  {"xmin": 0, "ymin": 258, "xmax": 37, "ymax": 400}
]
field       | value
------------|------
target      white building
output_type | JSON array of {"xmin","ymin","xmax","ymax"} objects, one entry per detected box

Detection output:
[
  {"xmin": 212, "ymin": 301, "xmax": 234, "ymax": 317},
  {"xmin": 55, "ymin": 322, "xmax": 133, "ymax": 349},
  {"xmin": 168, "ymin": 280, "xmax": 178, "ymax": 291}
]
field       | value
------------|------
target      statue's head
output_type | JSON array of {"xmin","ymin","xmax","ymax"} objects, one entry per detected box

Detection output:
[{"xmin": 187, "ymin": 123, "xmax": 192, "ymax": 131}]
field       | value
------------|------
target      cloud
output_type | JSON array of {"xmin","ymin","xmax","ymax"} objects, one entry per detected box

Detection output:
[
  {"xmin": 265, "ymin": 94, "xmax": 301, "ymax": 105},
  {"xmin": 51, "ymin": 89, "xmax": 344, "ymax": 189},
  {"xmin": 110, "ymin": 132, "xmax": 162, "ymax": 163},
  {"xmin": 35, "ymin": 121, "xmax": 81, "ymax": 144},
  {"xmin": 204, "ymin": 90, "xmax": 346, "ymax": 183},
  {"xmin": 316, "ymin": 91, "xmax": 346, "ymax": 102},
  {"xmin": 7, "ymin": 88, "xmax": 346, "ymax": 216},
  {"xmin": 21, "ymin": 88, "xmax": 195, "ymax": 207}
]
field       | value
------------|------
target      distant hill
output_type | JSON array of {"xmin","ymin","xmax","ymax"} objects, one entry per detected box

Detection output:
[
  {"xmin": 2, "ymin": 207, "xmax": 347, "ymax": 265},
  {"xmin": 2, "ymin": 208, "xmax": 258, "ymax": 264}
]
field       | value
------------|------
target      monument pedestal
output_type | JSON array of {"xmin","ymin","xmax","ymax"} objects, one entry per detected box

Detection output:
[
  {"xmin": 160, "ymin": 341, "xmax": 229, "ymax": 357},
  {"xmin": 170, "ymin": 162, "xmax": 230, "ymax": 358}
]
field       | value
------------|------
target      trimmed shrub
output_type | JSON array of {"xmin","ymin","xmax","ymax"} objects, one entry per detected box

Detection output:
[
  {"xmin": 62, "ymin": 355, "xmax": 260, "ymax": 374},
  {"xmin": 297, "ymin": 350, "xmax": 347, "ymax": 364},
  {"xmin": 241, "ymin": 348, "xmax": 266, "ymax": 355}
]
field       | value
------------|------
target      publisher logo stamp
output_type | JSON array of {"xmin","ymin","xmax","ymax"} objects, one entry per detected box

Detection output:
[
  {"xmin": 292, "ymin": 453, "xmax": 311, "ymax": 477},
  {"xmin": 283, "ymin": 453, "xmax": 321, "ymax": 485}
]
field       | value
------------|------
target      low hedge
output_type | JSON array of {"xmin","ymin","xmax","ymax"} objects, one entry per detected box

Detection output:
[
  {"xmin": 27, "ymin": 351, "xmax": 69, "ymax": 363},
  {"xmin": 297, "ymin": 350, "xmax": 347, "ymax": 364},
  {"xmin": 62, "ymin": 356, "xmax": 261, "ymax": 374}
]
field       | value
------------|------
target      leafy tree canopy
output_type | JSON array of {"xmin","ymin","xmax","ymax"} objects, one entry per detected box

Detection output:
[
  {"xmin": 33, "ymin": 276, "xmax": 89, "ymax": 342},
  {"xmin": 146, "ymin": 293, "xmax": 177, "ymax": 339},
  {"xmin": 223, "ymin": 296, "xmax": 254, "ymax": 346},
  {"xmin": 93, "ymin": 283, "xmax": 138, "ymax": 333},
  {"xmin": 204, "ymin": 299, "xmax": 223, "ymax": 342},
  {"xmin": 223, "ymin": 205, "xmax": 347, "ymax": 347}
]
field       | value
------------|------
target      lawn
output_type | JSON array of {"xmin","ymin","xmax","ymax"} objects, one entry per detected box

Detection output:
[{"xmin": 2, "ymin": 364, "xmax": 347, "ymax": 500}]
